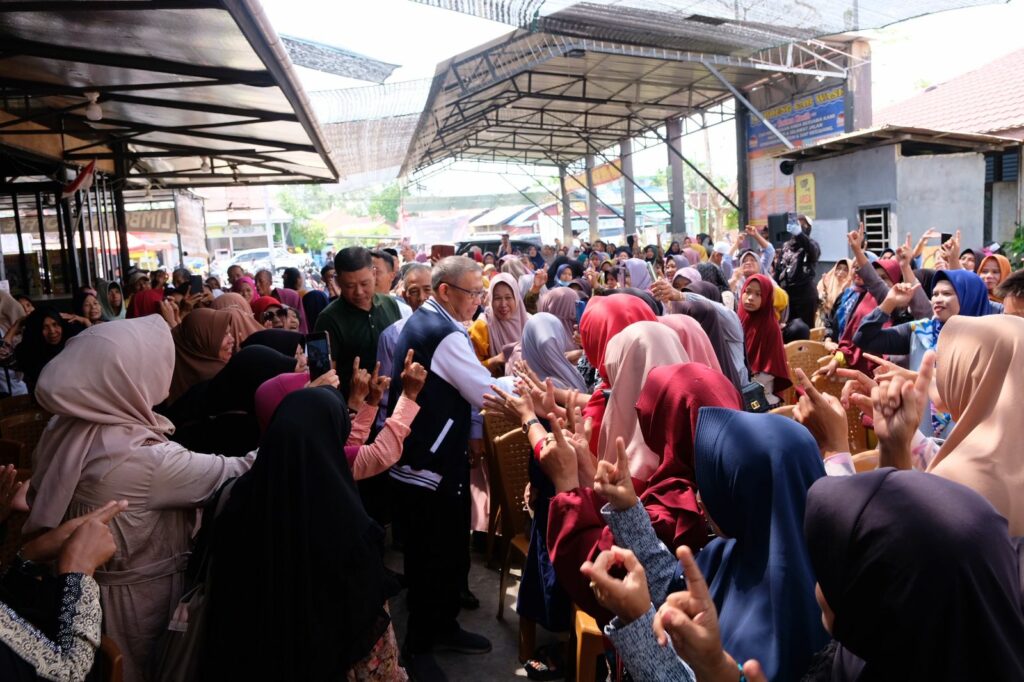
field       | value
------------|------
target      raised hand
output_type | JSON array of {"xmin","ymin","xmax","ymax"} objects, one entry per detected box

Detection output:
[
  {"xmin": 400, "ymin": 349, "xmax": 428, "ymax": 401},
  {"xmin": 864, "ymin": 352, "xmax": 919, "ymax": 384},
  {"xmin": 881, "ymin": 282, "xmax": 920, "ymax": 312},
  {"xmin": 650, "ymin": 279, "xmax": 681, "ymax": 303},
  {"xmin": 484, "ymin": 382, "xmax": 535, "ymax": 424},
  {"xmin": 792, "ymin": 369, "xmax": 849, "ymax": 458},
  {"xmin": 580, "ymin": 546, "xmax": 651, "ymax": 624},
  {"xmin": 594, "ymin": 437, "xmax": 638, "ymax": 510},
  {"xmin": 538, "ymin": 414, "xmax": 579, "ymax": 492},
  {"xmin": 837, "ymin": 367, "xmax": 877, "ymax": 416},
  {"xmin": 348, "ymin": 357, "xmax": 371, "ymax": 410},
  {"xmin": 366, "ymin": 361, "xmax": 391, "ymax": 407},
  {"xmin": 531, "ymin": 268, "xmax": 548, "ymax": 292},
  {"xmin": 871, "ymin": 350, "xmax": 935, "ymax": 470}
]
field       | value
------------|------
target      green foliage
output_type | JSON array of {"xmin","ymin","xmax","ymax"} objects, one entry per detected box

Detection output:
[
  {"xmin": 1004, "ymin": 221, "xmax": 1024, "ymax": 270},
  {"xmin": 367, "ymin": 182, "xmax": 401, "ymax": 224},
  {"xmin": 276, "ymin": 185, "xmax": 337, "ymax": 249}
]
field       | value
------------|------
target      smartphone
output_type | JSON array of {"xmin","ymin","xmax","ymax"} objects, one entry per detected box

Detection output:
[
  {"xmin": 305, "ymin": 331, "xmax": 333, "ymax": 381},
  {"xmin": 431, "ymin": 244, "xmax": 455, "ymax": 261},
  {"xmin": 189, "ymin": 274, "xmax": 204, "ymax": 296}
]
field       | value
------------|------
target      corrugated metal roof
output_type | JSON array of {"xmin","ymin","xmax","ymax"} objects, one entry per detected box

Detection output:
[
  {"xmin": 0, "ymin": 0, "xmax": 337, "ymax": 187},
  {"xmin": 775, "ymin": 125, "xmax": 1020, "ymax": 162},
  {"xmin": 875, "ymin": 47, "xmax": 1024, "ymax": 137},
  {"xmin": 281, "ymin": 36, "xmax": 398, "ymax": 83}
]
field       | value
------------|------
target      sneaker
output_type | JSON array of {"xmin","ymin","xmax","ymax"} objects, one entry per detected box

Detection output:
[
  {"xmin": 434, "ymin": 627, "xmax": 493, "ymax": 655},
  {"xmin": 404, "ymin": 652, "xmax": 448, "ymax": 682}
]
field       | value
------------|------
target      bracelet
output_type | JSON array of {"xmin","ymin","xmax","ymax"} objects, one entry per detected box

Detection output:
[
  {"xmin": 833, "ymin": 351, "xmax": 846, "ymax": 368},
  {"xmin": 522, "ymin": 417, "xmax": 540, "ymax": 435},
  {"xmin": 738, "ymin": 662, "xmax": 747, "ymax": 682}
]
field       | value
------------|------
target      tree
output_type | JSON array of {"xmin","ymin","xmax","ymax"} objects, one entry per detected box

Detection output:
[
  {"xmin": 276, "ymin": 185, "xmax": 337, "ymax": 248},
  {"xmin": 367, "ymin": 182, "xmax": 401, "ymax": 224}
]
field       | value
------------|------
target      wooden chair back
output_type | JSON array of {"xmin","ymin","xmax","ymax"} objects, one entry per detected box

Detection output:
[
  {"xmin": 811, "ymin": 375, "xmax": 870, "ymax": 453},
  {"xmin": 0, "ymin": 394, "xmax": 37, "ymax": 419},
  {"xmin": 809, "ymin": 327, "xmax": 826, "ymax": 342},
  {"xmin": 852, "ymin": 449, "xmax": 879, "ymax": 472}
]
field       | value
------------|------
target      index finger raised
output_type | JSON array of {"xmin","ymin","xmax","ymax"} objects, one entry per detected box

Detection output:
[
  {"xmin": 793, "ymin": 368, "xmax": 823, "ymax": 403},
  {"xmin": 675, "ymin": 545, "xmax": 711, "ymax": 606}
]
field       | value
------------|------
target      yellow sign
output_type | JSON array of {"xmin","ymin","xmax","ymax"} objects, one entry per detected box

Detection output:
[
  {"xmin": 563, "ymin": 161, "xmax": 623, "ymax": 192},
  {"xmin": 795, "ymin": 173, "xmax": 815, "ymax": 218}
]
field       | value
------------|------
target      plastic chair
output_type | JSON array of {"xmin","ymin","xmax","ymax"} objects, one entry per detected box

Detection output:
[
  {"xmin": 783, "ymin": 340, "xmax": 830, "ymax": 404},
  {"xmin": 482, "ymin": 410, "xmax": 519, "ymax": 567},
  {"xmin": 493, "ymin": 429, "xmax": 532, "ymax": 619},
  {"xmin": 852, "ymin": 449, "xmax": 879, "ymax": 472},
  {"xmin": 811, "ymin": 375, "xmax": 870, "ymax": 454},
  {"xmin": 809, "ymin": 327, "xmax": 826, "ymax": 342},
  {"xmin": 0, "ymin": 410, "xmax": 51, "ymax": 455},
  {"xmin": 573, "ymin": 606, "xmax": 604, "ymax": 682},
  {"xmin": 97, "ymin": 635, "xmax": 125, "ymax": 682}
]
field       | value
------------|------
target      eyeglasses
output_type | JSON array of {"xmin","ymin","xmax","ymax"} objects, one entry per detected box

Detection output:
[
  {"xmin": 441, "ymin": 281, "xmax": 485, "ymax": 299},
  {"xmin": 261, "ymin": 307, "xmax": 292, "ymax": 322}
]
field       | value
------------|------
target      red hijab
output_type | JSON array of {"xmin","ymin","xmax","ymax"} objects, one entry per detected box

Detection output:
[
  {"xmin": 738, "ymin": 274, "xmax": 791, "ymax": 392},
  {"xmin": 636, "ymin": 363, "xmax": 742, "ymax": 548},
  {"xmin": 127, "ymin": 288, "xmax": 165, "ymax": 318},
  {"xmin": 578, "ymin": 295, "xmax": 657, "ymax": 451}
]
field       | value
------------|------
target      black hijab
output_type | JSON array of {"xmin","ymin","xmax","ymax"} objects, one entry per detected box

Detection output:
[
  {"xmin": 204, "ymin": 388, "xmax": 396, "ymax": 680},
  {"xmin": 805, "ymin": 469, "xmax": 1024, "ymax": 681},
  {"xmin": 302, "ymin": 290, "xmax": 330, "ymax": 330},
  {"xmin": 15, "ymin": 307, "xmax": 75, "ymax": 391},
  {"xmin": 568, "ymin": 277, "xmax": 592, "ymax": 299},
  {"xmin": 240, "ymin": 329, "xmax": 304, "ymax": 358},
  {"xmin": 685, "ymin": 280, "xmax": 723, "ymax": 304},
  {"xmin": 914, "ymin": 268, "xmax": 937, "ymax": 299},
  {"xmin": 695, "ymin": 262, "xmax": 729, "ymax": 292},
  {"xmin": 547, "ymin": 255, "xmax": 582, "ymax": 284},
  {"xmin": 674, "ymin": 295, "xmax": 744, "ymax": 391},
  {"xmin": 205, "ymin": 345, "xmax": 298, "ymax": 415}
]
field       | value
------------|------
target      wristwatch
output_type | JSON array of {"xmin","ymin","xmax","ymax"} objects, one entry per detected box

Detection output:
[{"xmin": 521, "ymin": 418, "xmax": 540, "ymax": 435}]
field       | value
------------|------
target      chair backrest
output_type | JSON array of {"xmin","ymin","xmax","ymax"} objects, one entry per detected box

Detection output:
[
  {"xmin": 0, "ymin": 394, "xmax": 37, "ymax": 419},
  {"xmin": 492, "ymin": 429, "xmax": 533, "ymax": 539},
  {"xmin": 0, "ymin": 410, "xmax": 51, "ymax": 454},
  {"xmin": 811, "ymin": 375, "xmax": 870, "ymax": 454},
  {"xmin": 809, "ymin": 327, "xmax": 825, "ymax": 342},
  {"xmin": 98, "ymin": 635, "xmax": 125, "ymax": 682},
  {"xmin": 852, "ymin": 449, "xmax": 879, "ymax": 473},
  {"xmin": 0, "ymin": 438, "xmax": 26, "ymax": 469},
  {"xmin": 784, "ymin": 340, "xmax": 830, "ymax": 382}
]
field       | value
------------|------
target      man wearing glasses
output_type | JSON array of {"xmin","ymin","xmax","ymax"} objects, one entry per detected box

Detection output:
[{"xmin": 388, "ymin": 256, "xmax": 515, "ymax": 681}]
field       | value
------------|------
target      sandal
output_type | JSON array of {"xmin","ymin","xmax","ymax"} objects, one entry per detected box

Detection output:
[{"xmin": 524, "ymin": 643, "xmax": 564, "ymax": 681}]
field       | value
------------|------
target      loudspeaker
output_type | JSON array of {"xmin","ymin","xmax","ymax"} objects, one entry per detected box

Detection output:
[
  {"xmin": 779, "ymin": 160, "xmax": 796, "ymax": 175},
  {"xmin": 767, "ymin": 213, "xmax": 790, "ymax": 248}
]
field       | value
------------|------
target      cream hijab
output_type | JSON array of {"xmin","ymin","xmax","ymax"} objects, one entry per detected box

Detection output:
[
  {"xmin": 0, "ymin": 289, "xmax": 25, "ymax": 335},
  {"xmin": 928, "ymin": 314, "xmax": 1024, "ymax": 535},
  {"xmin": 485, "ymin": 272, "xmax": 531, "ymax": 356},
  {"xmin": 27, "ymin": 316, "xmax": 176, "ymax": 533},
  {"xmin": 599, "ymin": 321, "xmax": 688, "ymax": 479}
]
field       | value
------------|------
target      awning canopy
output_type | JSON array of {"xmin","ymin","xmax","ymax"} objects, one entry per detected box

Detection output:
[
  {"xmin": 0, "ymin": 0, "xmax": 338, "ymax": 187},
  {"xmin": 775, "ymin": 125, "xmax": 1021, "ymax": 163}
]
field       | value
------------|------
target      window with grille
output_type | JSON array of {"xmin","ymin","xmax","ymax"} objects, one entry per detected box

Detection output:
[{"xmin": 858, "ymin": 206, "xmax": 891, "ymax": 253}]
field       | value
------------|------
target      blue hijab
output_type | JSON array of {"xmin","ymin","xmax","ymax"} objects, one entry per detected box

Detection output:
[
  {"xmin": 694, "ymin": 407, "xmax": 829, "ymax": 681},
  {"xmin": 912, "ymin": 269, "xmax": 992, "ymax": 352}
]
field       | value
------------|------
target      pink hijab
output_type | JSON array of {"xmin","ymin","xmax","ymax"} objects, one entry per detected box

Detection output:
[
  {"xmin": 485, "ymin": 272, "xmax": 530, "ymax": 356},
  {"xmin": 255, "ymin": 372, "xmax": 310, "ymax": 433},
  {"xmin": 275, "ymin": 288, "xmax": 308, "ymax": 334},
  {"xmin": 598, "ymin": 321, "xmax": 688, "ymax": 479},
  {"xmin": 538, "ymin": 286, "xmax": 581, "ymax": 347},
  {"xmin": 658, "ymin": 315, "xmax": 722, "ymax": 373},
  {"xmin": 27, "ymin": 317, "xmax": 176, "ymax": 533}
]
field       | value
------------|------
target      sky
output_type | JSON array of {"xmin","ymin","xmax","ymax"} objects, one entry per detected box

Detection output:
[{"xmin": 259, "ymin": 0, "xmax": 1024, "ymax": 197}]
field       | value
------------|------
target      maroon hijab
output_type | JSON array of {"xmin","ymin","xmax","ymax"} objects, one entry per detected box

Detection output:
[
  {"xmin": 636, "ymin": 362, "xmax": 742, "ymax": 548},
  {"xmin": 837, "ymin": 259, "xmax": 902, "ymax": 374},
  {"xmin": 738, "ymin": 274, "xmax": 791, "ymax": 391}
]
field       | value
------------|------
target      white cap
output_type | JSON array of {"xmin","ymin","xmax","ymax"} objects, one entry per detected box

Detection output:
[{"xmin": 713, "ymin": 241, "xmax": 731, "ymax": 255}]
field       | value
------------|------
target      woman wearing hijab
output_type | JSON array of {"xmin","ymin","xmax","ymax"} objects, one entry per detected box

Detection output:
[
  {"xmin": 210, "ymin": 292, "xmax": 263, "ymax": 350},
  {"xmin": 230, "ymin": 275, "xmax": 257, "ymax": 303},
  {"xmin": 126, "ymin": 286, "xmax": 164, "ymax": 319},
  {"xmin": 167, "ymin": 307, "xmax": 234, "ymax": 404},
  {"xmin": 302, "ymin": 288, "xmax": 330, "ymax": 330},
  {"xmin": 520, "ymin": 313, "xmax": 587, "ymax": 392},
  {"xmin": 240, "ymin": 328, "xmax": 304, "ymax": 359},
  {"xmin": 469, "ymin": 272, "xmax": 530, "ymax": 376},
  {"xmin": 537, "ymin": 286, "xmax": 581, "ymax": 347},
  {"xmin": 170, "ymin": 345, "xmax": 301, "ymax": 458},
  {"xmin": 695, "ymin": 262, "xmax": 729, "ymax": 295},
  {"xmin": 527, "ymin": 244, "xmax": 547, "ymax": 271},
  {"xmin": 15, "ymin": 307, "xmax": 78, "ymax": 392},
  {"xmin": 275, "ymin": 286, "xmax": 309, "ymax": 334},
  {"xmin": 738, "ymin": 274, "xmax": 790, "ymax": 405},
  {"xmin": 681, "ymin": 247, "xmax": 701, "ymax": 266},
  {"xmin": 26, "ymin": 317, "xmax": 254, "ymax": 681},
  {"xmin": 978, "ymin": 253, "xmax": 1012, "ymax": 301},
  {"xmin": 202, "ymin": 388, "xmax": 402, "ymax": 681},
  {"xmin": 96, "ymin": 279, "xmax": 126, "ymax": 321},
  {"xmin": 922, "ymin": 314, "xmax": 1024, "ymax": 534},
  {"xmin": 958, "ymin": 247, "xmax": 979, "ymax": 272},
  {"xmin": 621, "ymin": 258, "xmax": 654, "ymax": 291},
  {"xmin": 72, "ymin": 288, "xmax": 105, "ymax": 326},
  {"xmin": 545, "ymin": 362, "xmax": 738, "ymax": 624},
  {"xmin": 673, "ymin": 293, "xmax": 747, "ymax": 391},
  {"xmin": 804, "ymin": 469, "xmax": 1024, "ymax": 680},
  {"xmin": 815, "ymin": 258, "xmax": 852, "ymax": 327},
  {"xmin": 694, "ymin": 407, "xmax": 830, "ymax": 680},
  {"xmin": 663, "ymin": 254, "xmax": 687, "ymax": 283},
  {"xmin": 657, "ymin": 315, "xmax": 721, "ymax": 373},
  {"xmin": 672, "ymin": 266, "xmax": 702, "ymax": 290}
]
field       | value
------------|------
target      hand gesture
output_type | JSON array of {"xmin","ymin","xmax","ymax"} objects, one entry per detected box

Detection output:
[
  {"xmin": 650, "ymin": 279, "xmax": 681, "ymax": 303},
  {"xmin": 158, "ymin": 299, "xmax": 180, "ymax": 328},
  {"xmin": 792, "ymin": 369, "xmax": 849, "ymax": 458},
  {"xmin": 56, "ymin": 502, "xmax": 127, "ymax": 577},
  {"xmin": 653, "ymin": 546, "xmax": 734, "ymax": 679},
  {"xmin": 0, "ymin": 465, "xmax": 19, "ymax": 523},
  {"xmin": 921, "ymin": 228, "xmax": 940, "ymax": 242},
  {"xmin": 864, "ymin": 352, "xmax": 919, "ymax": 384},
  {"xmin": 580, "ymin": 546, "xmax": 651, "ymax": 625},
  {"xmin": 836, "ymin": 367, "xmax": 877, "ymax": 418},
  {"xmin": 538, "ymin": 415, "xmax": 579, "ymax": 492},
  {"xmin": 307, "ymin": 368, "xmax": 339, "ymax": 390},
  {"xmin": 531, "ymin": 268, "xmax": 548, "ymax": 292},
  {"xmin": 483, "ymin": 382, "xmax": 535, "ymax": 424},
  {"xmin": 870, "ymin": 351, "xmax": 935, "ymax": 469},
  {"xmin": 812, "ymin": 353, "xmax": 839, "ymax": 380},
  {"xmin": 22, "ymin": 500, "xmax": 128, "ymax": 565},
  {"xmin": 594, "ymin": 437, "xmax": 638, "ymax": 511},
  {"xmin": 847, "ymin": 222, "xmax": 865, "ymax": 254},
  {"xmin": 366, "ymin": 362, "xmax": 391, "ymax": 407},
  {"xmin": 400, "ymin": 349, "xmax": 428, "ymax": 401},
  {"xmin": 348, "ymin": 357, "xmax": 371, "ymax": 410},
  {"xmin": 895, "ymin": 233, "xmax": 913, "ymax": 267},
  {"xmin": 883, "ymin": 282, "xmax": 919, "ymax": 310}
]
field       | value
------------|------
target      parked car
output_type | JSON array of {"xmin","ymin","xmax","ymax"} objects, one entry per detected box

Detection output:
[
  {"xmin": 455, "ymin": 234, "xmax": 542, "ymax": 257},
  {"xmin": 211, "ymin": 247, "xmax": 310, "ymax": 280}
]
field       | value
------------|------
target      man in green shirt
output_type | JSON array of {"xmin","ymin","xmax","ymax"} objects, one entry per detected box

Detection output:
[{"xmin": 314, "ymin": 246, "xmax": 400, "ymax": 389}]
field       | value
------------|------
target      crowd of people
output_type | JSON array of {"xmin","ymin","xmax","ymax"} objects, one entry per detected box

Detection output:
[{"xmin": 0, "ymin": 219, "xmax": 1022, "ymax": 682}]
